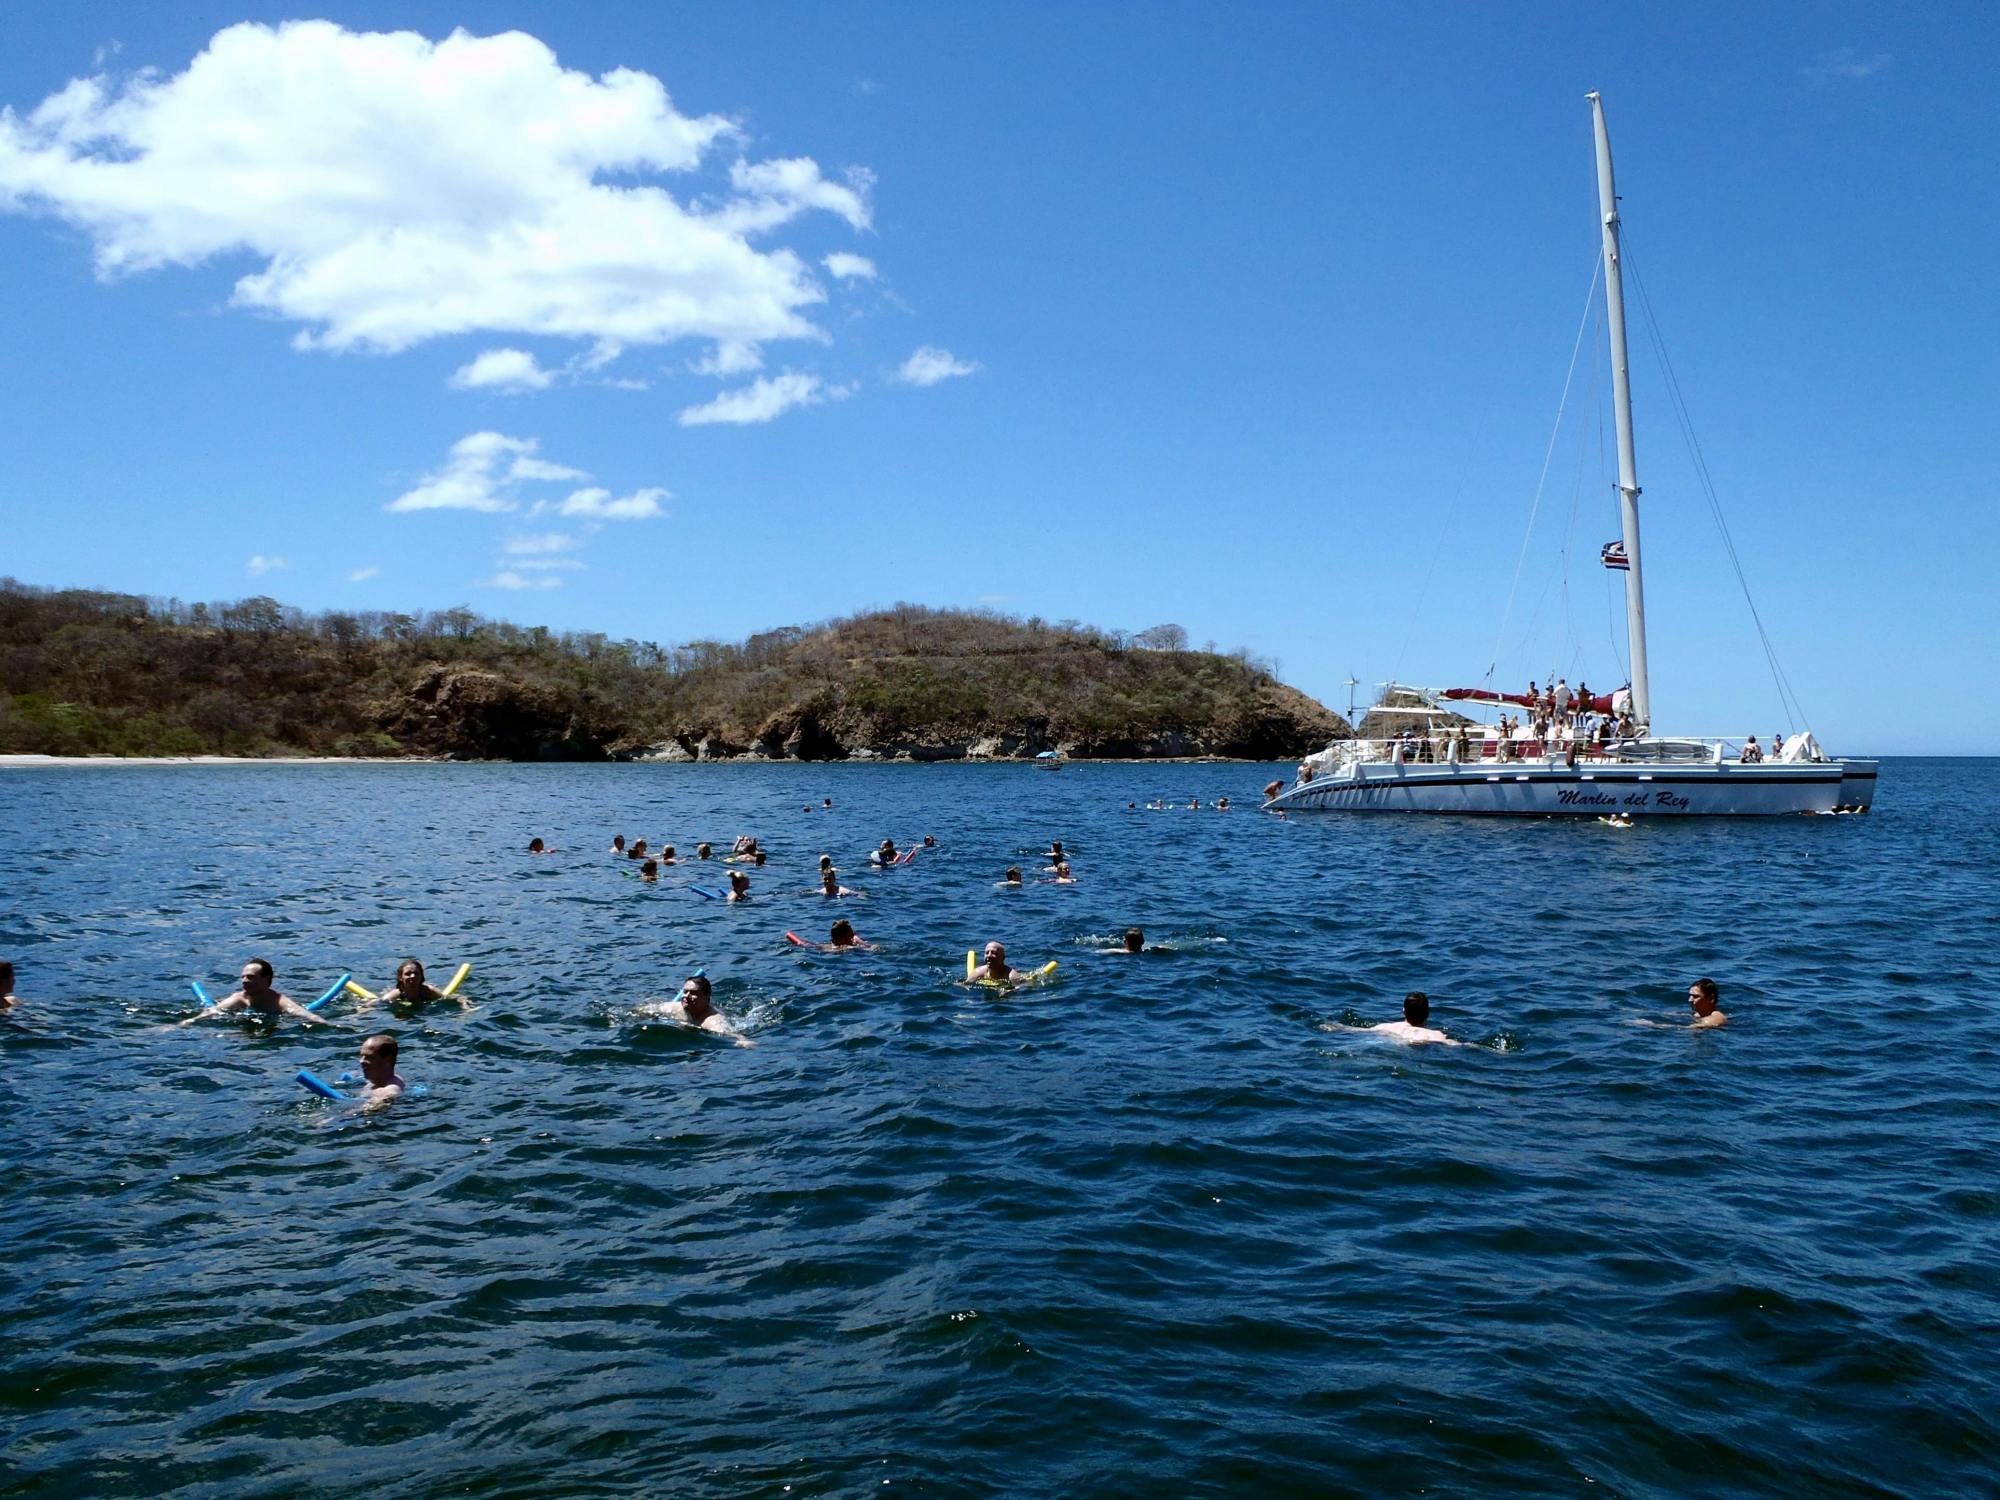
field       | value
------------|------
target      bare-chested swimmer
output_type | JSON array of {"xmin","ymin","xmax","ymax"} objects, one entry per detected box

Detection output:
[
  {"xmin": 1048, "ymin": 861, "xmax": 1076, "ymax": 884},
  {"xmin": 726, "ymin": 870, "xmax": 752, "ymax": 902},
  {"xmin": 1105, "ymin": 927, "xmax": 1145, "ymax": 954},
  {"xmin": 1368, "ymin": 991, "xmax": 1461, "ymax": 1046},
  {"xmin": 650, "ymin": 973, "xmax": 750, "ymax": 1045},
  {"xmin": 1688, "ymin": 977, "xmax": 1728, "ymax": 1028},
  {"xmin": 998, "ymin": 866, "xmax": 1023, "ymax": 888},
  {"xmin": 871, "ymin": 838, "xmax": 899, "ymax": 866},
  {"xmin": 627, "ymin": 838, "xmax": 649, "ymax": 860},
  {"xmin": 180, "ymin": 959, "xmax": 331, "ymax": 1026},
  {"xmin": 659, "ymin": 844, "xmax": 679, "ymax": 865},
  {"xmin": 610, "ymin": 834, "xmax": 627, "ymax": 855},
  {"xmin": 696, "ymin": 842, "xmax": 714, "ymax": 861},
  {"xmin": 356, "ymin": 1032, "xmax": 406, "ymax": 1112},
  {"xmin": 640, "ymin": 859, "xmax": 659, "ymax": 884},
  {"xmin": 819, "ymin": 868, "xmax": 859, "ymax": 897}
]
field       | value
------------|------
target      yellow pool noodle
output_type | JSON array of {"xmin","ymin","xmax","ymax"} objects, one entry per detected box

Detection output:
[
  {"xmin": 439, "ymin": 962, "xmax": 471, "ymax": 998},
  {"xmin": 343, "ymin": 980, "xmax": 378, "ymax": 1001},
  {"xmin": 966, "ymin": 949, "xmax": 977, "ymax": 981}
]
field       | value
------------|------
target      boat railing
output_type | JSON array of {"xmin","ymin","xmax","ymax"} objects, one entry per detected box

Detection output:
[{"xmin": 1294, "ymin": 733, "xmax": 1825, "ymax": 781}]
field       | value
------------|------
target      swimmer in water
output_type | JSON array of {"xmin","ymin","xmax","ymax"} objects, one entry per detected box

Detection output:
[
  {"xmin": 752, "ymin": 849, "xmax": 768, "ymax": 868},
  {"xmin": 1109, "ymin": 928, "xmax": 1145, "ymax": 954},
  {"xmin": 696, "ymin": 842, "xmax": 713, "ymax": 861},
  {"xmin": 528, "ymin": 837, "xmax": 550, "ymax": 854},
  {"xmin": 1216, "ymin": 797, "xmax": 1231, "ymax": 811},
  {"xmin": 180, "ymin": 959, "xmax": 331, "ymax": 1026},
  {"xmin": 819, "ymin": 868, "xmax": 859, "ymax": 897},
  {"xmin": 999, "ymin": 866, "xmax": 1023, "ymax": 887},
  {"xmin": 726, "ymin": 870, "xmax": 751, "ymax": 902},
  {"xmin": 731, "ymin": 835, "xmax": 757, "ymax": 856},
  {"xmin": 610, "ymin": 834, "xmax": 627, "ymax": 855},
  {"xmin": 823, "ymin": 797, "xmax": 833, "ymax": 808},
  {"xmin": 1048, "ymin": 861, "xmax": 1076, "ymax": 884},
  {"xmin": 922, "ymin": 835, "xmax": 938, "ymax": 849},
  {"xmin": 0, "ymin": 959, "xmax": 16, "ymax": 1010},
  {"xmin": 369, "ymin": 958, "xmax": 465, "ymax": 1008},
  {"xmin": 627, "ymin": 838, "xmax": 649, "ymax": 860},
  {"xmin": 969, "ymin": 941, "xmax": 1024, "ymax": 985},
  {"xmin": 356, "ymin": 1032, "xmax": 406, "ymax": 1112},
  {"xmin": 826, "ymin": 918, "xmax": 875, "ymax": 951},
  {"xmin": 1689, "ymin": 977, "xmax": 1727, "ymax": 1028},
  {"xmin": 1368, "ymin": 991, "xmax": 1461, "ymax": 1046},
  {"xmin": 640, "ymin": 858, "xmax": 659, "ymax": 884},
  {"xmin": 650, "ymin": 973, "xmax": 748, "ymax": 1043},
  {"xmin": 1044, "ymin": 840, "xmax": 1066, "ymax": 864},
  {"xmin": 659, "ymin": 844, "xmax": 679, "ymax": 865},
  {"xmin": 871, "ymin": 838, "xmax": 898, "ymax": 866}
]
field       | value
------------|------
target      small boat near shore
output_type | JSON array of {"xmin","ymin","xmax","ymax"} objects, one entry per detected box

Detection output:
[{"xmin": 1267, "ymin": 93, "xmax": 1876, "ymax": 818}]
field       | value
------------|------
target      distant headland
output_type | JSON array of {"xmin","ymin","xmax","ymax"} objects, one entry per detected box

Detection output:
[{"xmin": 0, "ymin": 579, "xmax": 1348, "ymax": 763}]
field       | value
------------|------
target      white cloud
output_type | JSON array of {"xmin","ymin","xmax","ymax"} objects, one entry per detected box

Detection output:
[
  {"xmin": 502, "ymin": 530, "xmax": 581, "ymax": 554},
  {"xmin": 691, "ymin": 340, "xmax": 764, "ymax": 376},
  {"xmin": 822, "ymin": 252, "xmax": 876, "ymax": 281},
  {"xmin": 246, "ymin": 554, "xmax": 288, "ymax": 575},
  {"xmin": 346, "ymin": 565, "xmax": 381, "ymax": 582},
  {"xmin": 507, "ymin": 557, "xmax": 586, "ymax": 571},
  {"xmin": 387, "ymin": 431, "xmax": 584, "ymax": 513},
  {"xmin": 485, "ymin": 569, "xmax": 564, "ymax": 590},
  {"xmin": 558, "ymin": 486, "xmax": 667, "ymax": 520},
  {"xmin": 895, "ymin": 346, "xmax": 977, "ymax": 386},
  {"xmin": 1804, "ymin": 49, "xmax": 1891, "ymax": 83},
  {"xmin": 0, "ymin": 21, "xmax": 872, "ymax": 355},
  {"xmin": 677, "ymin": 372, "xmax": 841, "ymax": 426},
  {"xmin": 449, "ymin": 347, "xmax": 554, "ymax": 392}
]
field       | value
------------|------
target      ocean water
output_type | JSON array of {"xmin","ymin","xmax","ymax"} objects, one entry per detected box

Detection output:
[{"xmin": 2, "ymin": 758, "xmax": 1996, "ymax": 1498}]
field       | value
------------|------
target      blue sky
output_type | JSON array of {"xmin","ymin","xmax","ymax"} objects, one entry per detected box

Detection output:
[{"xmin": 2, "ymin": 3, "xmax": 1993, "ymax": 753}]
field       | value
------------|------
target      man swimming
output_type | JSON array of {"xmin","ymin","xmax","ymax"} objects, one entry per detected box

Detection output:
[
  {"xmin": 1115, "ymin": 928, "xmax": 1145, "ymax": 954},
  {"xmin": 1048, "ymin": 861, "xmax": 1076, "ymax": 884},
  {"xmin": 659, "ymin": 844, "xmax": 679, "ymax": 865},
  {"xmin": 870, "ymin": 838, "xmax": 899, "ymax": 866},
  {"xmin": 528, "ymin": 837, "xmax": 551, "ymax": 853},
  {"xmin": 1688, "ymin": 977, "xmax": 1728, "ymax": 1028},
  {"xmin": 726, "ymin": 870, "xmax": 752, "ymax": 902},
  {"xmin": 356, "ymin": 1032, "xmax": 406, "ymax": 1112},
  {"xmin": 819, "ymin": 869, "xmax": 859, "ymax": 897},
  {"xmin": 640, "ymin": 858, "xmax": 659, "ymax": 883},
  {"xmin": 998, "ymin": 866, "xmax": 1023, "ymax": 887},
  {"xmin": 1368, "ymin": 991, "xmax": 1461, "ymax": 1046},
  {"xmin": 826, "ymin": 919, "xmax": 874, "ymax": 950},
  {"xmin": 696, "ymin": 842, "xmax": 714, "ymax": 860},
  {"xmin": 650, "ymin": 973, "xmax": 747, "ymax": 1042},
  {"xmin": 180, "ymin": 959, "xmax": 331, "ymax": 1026},
  {"xmin": 610, "ymin": 834, "xmax": 627, "ymax": 854}
]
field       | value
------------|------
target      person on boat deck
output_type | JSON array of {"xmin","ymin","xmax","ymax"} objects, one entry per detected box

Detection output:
[
  {"xmin": 180, "ymin": 959, "xmax": 328, "ymax": 1025},
  {"xmin": 1740, "ymin": 736, "xmax": 1763, "ymax": 763},
  {"xmin": 357, "ymin": 1032, "xmax": 407, "ymax": 1112},
  {"xmin": 1772, "ymin": 732, "xmax": 1786, "ymax": 760},
  {"xmin": 1370, "ymin": 991, "xmax": 1460, "ymax": 1046},
  {"xmin": 827, "ymin": 919, "xmax": 873, "ymax": 950},
  {"xmin": 871, "ymin": 838, "xmax": 898, "ymax": 866},
  {"xmin": 726, "ymin": 870, "xmax": 752, "ymax": 902},
  {"xmin": 1688, "ymin": 977, "xmax": 1727, "ymax": 1028},
  {"xmin": 1554, "ymin": 679, "xmax": 1572, "ymax": 721}
]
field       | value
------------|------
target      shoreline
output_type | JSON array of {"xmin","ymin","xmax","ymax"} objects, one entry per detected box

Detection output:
[{"xmin": 0, "ymin": 752, "xmax": 1287, "ymax": 769}]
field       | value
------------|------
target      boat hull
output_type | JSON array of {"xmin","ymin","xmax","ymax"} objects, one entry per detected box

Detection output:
[{"xmin": 1265, "ymin": 758, "xmax": 1877, "ymax": 816}]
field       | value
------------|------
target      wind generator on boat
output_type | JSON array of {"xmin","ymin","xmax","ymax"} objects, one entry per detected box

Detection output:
[{"xmin": 1266, "ymin": 93, "xmax": 1876, "ymax": 818}]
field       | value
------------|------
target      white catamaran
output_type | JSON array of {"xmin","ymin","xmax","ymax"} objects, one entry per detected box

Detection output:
[{"xmin": 1267, "ymin": 93, "xmax": 1876, "ymax": 818}]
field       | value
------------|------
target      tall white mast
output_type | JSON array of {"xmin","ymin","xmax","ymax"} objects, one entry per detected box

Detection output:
[{"xmin": 1589, "ymin": 92, "xmax": 1651, "ymax": 730}]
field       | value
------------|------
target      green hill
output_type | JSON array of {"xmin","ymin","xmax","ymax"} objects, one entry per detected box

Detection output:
[{"xmin": 0, "ymin": 579, "xmax": 1347, "ymax": 761}]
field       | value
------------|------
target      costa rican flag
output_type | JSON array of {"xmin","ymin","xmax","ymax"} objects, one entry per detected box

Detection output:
[{"xmin": 1601, "ymin": 540, "xmax": 1630, "ymax": 570}]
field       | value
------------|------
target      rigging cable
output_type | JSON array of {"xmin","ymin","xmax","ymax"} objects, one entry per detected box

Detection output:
[
  {"xmin": 1625, "ymin": 241, "xmax": 1811, "ymax": 734},
  {"xmin": 1486, "ymin": 250, "xmax": 1603, "ymax": 687}
]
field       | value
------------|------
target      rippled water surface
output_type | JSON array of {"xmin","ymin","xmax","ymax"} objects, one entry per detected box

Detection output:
[{"xmin": 4, "ymin": 759, "xmax": 1997, "ymax": 1497}]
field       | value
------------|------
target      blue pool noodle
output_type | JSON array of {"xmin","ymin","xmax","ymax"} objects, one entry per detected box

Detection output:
[
  {"xmin": 690, "ymin": 887, "xmax": 724, "ymax": 901},
  {"xmin": 296, "ymin": 1070, "xmax": 347, "ymax": 1101},
  {"xmin": 191, "ymin": 980, "xmax": 212, "ymax": 1007},
  {"xmin": 306, "ymin": 972, "xmax": 352, "ymax": 1012}
]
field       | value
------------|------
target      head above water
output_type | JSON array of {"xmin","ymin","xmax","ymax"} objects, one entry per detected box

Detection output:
[
  {"xmin": 1004, "ymin": 867, "xmax": 1021, "ymax": 883},
  {"xmin": 821, "ymin": 869, "xmax": 840, "ymax": 891},
  {"xmin": 1688, "ymin": 977, "xmax": 1720, "ymax": 1016},
  {"xmin": 1123, "ymin": 928, "xmax": 1144, "ymax": 953},
  {"xmin": 612, "ymin": 835, "xmax": 626, "ymax": 851},
  {"xmin": 729, "ymin": 870, "xmax": 750, "ymax": 891},
  {"xmin": 983, "ymin": 941, "xmax": 1006, "ymax": 964},
  {"xmin": 241, "ymin": 958, "xmax": 275, "ymax": 992},
  {"xmin": 819, "ymin": 854, "xmax": 834, "ymax": 870},
  {"xmin": 360, "ymin": 1031, "xmax": 398, "ymax": 1083},
  {"xmin": 0, "ymin": 959, "xmax": 14, "ymax": 994},
  {"xmin": 528, "ymin": 837, "xmax": 545, "ymax": 853},
  {"xmin": 396, "ymin": 958, "xmax": 426, "ymax": 993},
  {"xmin": 1403, "ymin": 991, "xmax": 1430, "ymax": 1026},
  {"xmin": 697, "ymin": 842, "xmax": 712, "ymax": 859},
  {"xmin": 679, "ymin": 973, "xmax": 714, "ymax": 1021},
  {"xmin": 831, "ymin": 919, "xmax": 856, "ymax": 945}
]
